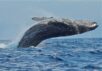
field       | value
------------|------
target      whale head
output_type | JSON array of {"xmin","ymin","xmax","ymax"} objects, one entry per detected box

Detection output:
[
  {"xmin": 47, "ymin": 19, "xmax": 98, "ymax": 36},
  {"xmin": 72, "ymin": 20, "xmax": 98, "ymax": 34}
]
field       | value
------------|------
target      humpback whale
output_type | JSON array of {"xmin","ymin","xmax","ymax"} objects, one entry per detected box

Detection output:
[{"xmin": 18, "ymin": 17, "xmax": 98, "ymax": 47}]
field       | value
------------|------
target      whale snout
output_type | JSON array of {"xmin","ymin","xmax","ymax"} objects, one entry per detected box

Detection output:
[{"xmin": 90, "ymin": 22, "xmax": 98, "ymax": 30}]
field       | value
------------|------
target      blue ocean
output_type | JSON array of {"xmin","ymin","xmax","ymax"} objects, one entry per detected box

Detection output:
[{"xmin": 0, "ymin": 38, "xmax": 102, "ymax": 71}]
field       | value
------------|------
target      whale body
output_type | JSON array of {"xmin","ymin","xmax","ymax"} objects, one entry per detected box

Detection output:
[{"xmin": 18, "ymin": 17, "xmax": 98, "ymax": 47}]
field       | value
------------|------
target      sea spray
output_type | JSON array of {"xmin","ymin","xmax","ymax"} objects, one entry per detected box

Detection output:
[
  {"xmin": 5, "ymin": 21, "xmax": 39, "ymax": 48},
  {"xmin": 0, "ymin": 43, "xmax": 7, "ymax": 48}
]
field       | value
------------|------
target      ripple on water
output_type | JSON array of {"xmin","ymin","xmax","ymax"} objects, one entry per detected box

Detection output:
[{"xmin": 0, "ymin": 38, "xmax": 102, "ymax": 71}]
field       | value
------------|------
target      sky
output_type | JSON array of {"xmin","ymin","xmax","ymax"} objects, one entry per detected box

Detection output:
[{"xmin": 0, "ymin": 0, "xmax": 102, "ymax": 40}]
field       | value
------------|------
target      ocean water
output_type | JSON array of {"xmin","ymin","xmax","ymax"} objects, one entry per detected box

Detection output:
[{"xmin": 0, "ymin": 38, "xmax": 102, "ymax": 71}]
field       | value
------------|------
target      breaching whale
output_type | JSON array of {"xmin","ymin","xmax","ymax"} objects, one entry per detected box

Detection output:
[{"xmin": 18, "ymin": 17, "xmax": 98, "ymax": 47}]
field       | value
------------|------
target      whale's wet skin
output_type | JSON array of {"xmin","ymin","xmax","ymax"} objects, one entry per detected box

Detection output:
[
  {"xmin": 0, "ymin": 38, "xmax": 102, "ymax": 71},
  {"xmin": 18, "ymin": 17, "xmax": 98, "ymax": 47}
]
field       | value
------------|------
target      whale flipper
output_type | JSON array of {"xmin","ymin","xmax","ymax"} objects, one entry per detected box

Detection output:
[
  {"xmin": 32, "ymin": 17, "xmax": 53, "ymax": 21},
  {"xmin": 18, "ymin": 17, "xmax": 98, "ymax": 47}
]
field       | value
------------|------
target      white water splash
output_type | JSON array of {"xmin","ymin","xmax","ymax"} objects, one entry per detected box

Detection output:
[{"xmin": 0, "ymin": 43, "xmax": 7, "ymax": 48}]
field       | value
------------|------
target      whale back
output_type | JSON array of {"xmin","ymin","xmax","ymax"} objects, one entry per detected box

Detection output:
[{"xmin": 18, "ymin": 22, "xmax": 77, "ymax": 47}]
